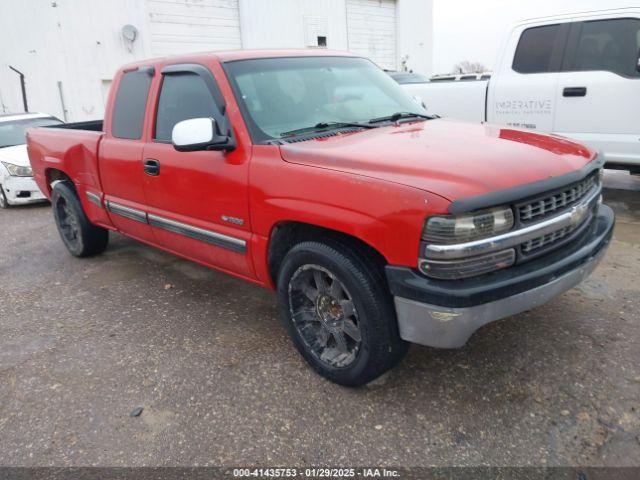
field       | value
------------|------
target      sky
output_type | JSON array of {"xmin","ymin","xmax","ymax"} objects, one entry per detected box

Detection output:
[{"xmin": 432, "ymin": 0, "xmax": 639, "ymax": 74}]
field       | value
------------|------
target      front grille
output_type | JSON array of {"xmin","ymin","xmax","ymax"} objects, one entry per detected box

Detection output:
[
  {"xmin": 518, "ymin": 174, "xmax": 596, "ymax": 223},
  {"xmin": 419, "ymin": 169, "xmax": 602, "ymax": 280},
  {"xmin": 521, "ymin": 225, "xmax": 573, "ymax": 254}
]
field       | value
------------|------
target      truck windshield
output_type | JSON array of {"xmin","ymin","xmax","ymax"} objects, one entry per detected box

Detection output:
[
  {"xmin": 224, "ymin": 56, "xmax": 428, "ymax": 143},
  {"xmin": 0, "ymin": 117, "xmax": 63, "ymax": 148}
]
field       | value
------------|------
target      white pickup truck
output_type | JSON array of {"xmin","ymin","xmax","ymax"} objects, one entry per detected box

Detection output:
[{"xmin": 403, "ymin": 8, "xmax": 640, "ymax": 172}]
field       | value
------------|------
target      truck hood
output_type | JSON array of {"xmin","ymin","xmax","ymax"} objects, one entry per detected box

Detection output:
[
  {"xmin": 0, "ymin": 144, "xmax": 29, "ymax": 167},
  {"xmin": 279, "ymin": 119, "xmax": 595, "ymax": 203}
]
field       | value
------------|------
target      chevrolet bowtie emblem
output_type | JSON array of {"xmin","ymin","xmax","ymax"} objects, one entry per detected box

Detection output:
[{"xmin": 569, "ymin": 203, "xmax": 589, "ymax": 227}]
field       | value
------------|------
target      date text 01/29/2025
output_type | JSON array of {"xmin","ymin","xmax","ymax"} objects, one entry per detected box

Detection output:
[{"xmin": 232, "ymin": 467, "xmax": 400, "ymax": 477}]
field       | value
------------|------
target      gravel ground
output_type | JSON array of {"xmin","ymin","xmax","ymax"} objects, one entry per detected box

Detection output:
[{"xmin": 0, "ymin": 171, "xmax": 638, "ymax": 467}]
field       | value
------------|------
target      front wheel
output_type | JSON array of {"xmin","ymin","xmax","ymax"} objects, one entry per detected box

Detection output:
[
  {"xmin": 51, "ymin": 181, "xmax": 109, "ymax": 257},
  {"xmin": 277, "ymin": 240, "xmax": 409, "ymax": 387}
]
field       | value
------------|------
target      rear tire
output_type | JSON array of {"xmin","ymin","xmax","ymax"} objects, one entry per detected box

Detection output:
[
  {"xmin": 0, "ymin": 185, "xmax": 9, "ymax": 209},
  {"xmin": 51, "ymin": 181, "xmax": 109, "ymax": 257},
  {"xmin": 277, "ymin": 239, "xmax": 409, "ymax": 387}
]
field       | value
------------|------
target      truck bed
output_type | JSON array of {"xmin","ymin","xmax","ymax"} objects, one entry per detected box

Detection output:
[
  {"xmin": 47, "ymin": 119, "xmax": 104, "ymax": 132},
  {"xmin": 27, "ymin": 122, "xmax": 104, "ymax": 200}
]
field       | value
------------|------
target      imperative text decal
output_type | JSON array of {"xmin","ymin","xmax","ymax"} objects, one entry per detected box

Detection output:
[{"xmin": 495, "ymin": 98, "xmax": 552, "ymax": 116}]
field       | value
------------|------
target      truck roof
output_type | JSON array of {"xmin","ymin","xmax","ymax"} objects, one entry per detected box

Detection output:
[
  {"xmin": 120, "ymin": 49, "xmax": 357, "ymax": 71},
  {"xmin": 518, "ymin": 6, "xmax": 640, "ymax": 26}
]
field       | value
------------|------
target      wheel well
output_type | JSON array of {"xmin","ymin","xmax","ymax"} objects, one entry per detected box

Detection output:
[
  {"xmin": 45, "ymin": 169, "xmax": 74, "ymax": 194},
  {"xmin": 267, "ymin": 222, "xmax": 388, "ymax": 286}
]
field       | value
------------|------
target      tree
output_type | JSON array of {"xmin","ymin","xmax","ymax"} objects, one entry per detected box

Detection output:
[{"xmin": 452, "ymin": 60, "xmax": 488, "ymax": 74}]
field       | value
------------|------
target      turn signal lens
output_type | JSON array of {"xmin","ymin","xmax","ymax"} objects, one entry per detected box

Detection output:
[{"xmin": 419, "ymin": 249, "xmax": 516, "ymax": 280}]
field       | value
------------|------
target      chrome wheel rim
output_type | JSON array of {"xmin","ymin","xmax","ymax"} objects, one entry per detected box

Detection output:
[
  {"xmin": 288, "ymin": 264, "xmax": 362, "ymax": 368},
  {"xmin": 56, "ymin": 197, "xmax": 80, "ymax": 245}
]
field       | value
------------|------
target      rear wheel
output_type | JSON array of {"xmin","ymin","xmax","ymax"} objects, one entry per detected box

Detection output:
[
  {"xmin": 277, "ymin": 240, "xmax": 408, "ymax": 387},
  {"xmin": 0, "ymin": 185, "xmax": 9, "ymax": 209},
  {"xmin": 51, "ymin": 181, "xmax": 109, "ymax": 257}
]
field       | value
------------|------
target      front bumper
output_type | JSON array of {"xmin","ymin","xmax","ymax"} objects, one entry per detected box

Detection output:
[
  {"xmin": 386, "ymin": 204, "xmax": 615, "ymax": 349},
  {"xmin": 2, "ymin": 176, "xmax": 47, "ymax": 205}
]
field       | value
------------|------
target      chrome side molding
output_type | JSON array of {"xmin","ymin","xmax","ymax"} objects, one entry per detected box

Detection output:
[
  {"xmin": 104, "ymin": 201, "xmax": 247, "ymax": 253},
  {"xmin": 105, "ymin": 201, "xmax": 148, "ymax": 224},
  {"xmin": 148, "ymin": 214, "xmax": 247, "ymax": 253},
  {"xmin": 85, "ymin": 191, "xmax": 103, "ymax": 208}
]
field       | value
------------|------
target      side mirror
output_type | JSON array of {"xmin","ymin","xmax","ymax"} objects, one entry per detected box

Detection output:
[{"xmin": 171, "ymin": 117, "xmax": 232, "ymax": 152}]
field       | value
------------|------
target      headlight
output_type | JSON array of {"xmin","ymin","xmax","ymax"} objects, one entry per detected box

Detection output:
[
  {"xmin": 422, "ymin": 206, "xmax": 514, "ymax": 244},
  {"xmin": 1, "ymin": 161, "xmax": 32, "ymax": 177},
  {"xmin": 419, "ymin": 206, "xmax": 515, "ymax": 280}
]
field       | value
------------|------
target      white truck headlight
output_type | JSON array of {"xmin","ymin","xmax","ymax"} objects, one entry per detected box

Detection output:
[
  {"xmin": 1, "ymin": 161, "xmax": 33, "ymax": 177},
  {"xmin": 422, "ymin": 206, "xmax": 514, "ymax": 244}
]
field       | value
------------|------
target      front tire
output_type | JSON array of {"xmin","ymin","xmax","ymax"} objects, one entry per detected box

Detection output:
[
  {"xmin": 51, "ymin": 181, "xmax": 109, "ymax": 257},
  {"xmin": 277, "ymin": 240, "xmax": 408, "ymax": 387}
]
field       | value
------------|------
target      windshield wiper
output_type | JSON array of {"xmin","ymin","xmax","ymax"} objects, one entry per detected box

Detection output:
[
  {"xmin": 280, "ymin": 121, "xmax": 376, "ymax": 138},
  {"xmin": 368, "ymin": 112, "xmax": 433, "ymax": 124}
]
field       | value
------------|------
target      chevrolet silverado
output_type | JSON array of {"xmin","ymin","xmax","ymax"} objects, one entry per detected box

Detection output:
[{"xmin": 27, "ymin": 50, "xmax": 614, "ymax": 386}]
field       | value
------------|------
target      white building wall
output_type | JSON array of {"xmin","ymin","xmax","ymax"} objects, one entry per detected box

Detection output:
[
  {"xmin": 146, "ymin": 0, "xmax": 242, "ymax": 56},
  {"xmin": 240, "ymin": 0, "xmax": 433, "ymax": 72},
  {"xmin": 397, "ymin": 0, "xmax": 433, "ymax": 76},
  {"xmin": 0, "ymin": 0, "xmax": 433, "ymax": 121},
  {"xmin": 239, "ymin": 0, "xmax": 349, "ymax": 51},
  {"xmin": 0, "ymin": 0, "xmax": 152, "ymax": 121},
  {"xmin": 346, "ymin": 0, "xmax": 398, "ymax": 70}
]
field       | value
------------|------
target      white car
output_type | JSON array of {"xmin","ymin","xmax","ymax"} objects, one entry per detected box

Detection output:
[
  {"xmin": 0, "ymin": 113, "xmax": 63, "ymax": 208},
  {"xmin": 399, "ymin": 8, "xmax": 640, "ymax": 173}
]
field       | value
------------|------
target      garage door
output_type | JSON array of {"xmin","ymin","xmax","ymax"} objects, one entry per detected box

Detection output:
[
  {"xmin": 346, "ymin": 0, "xmax": 397, "ymax": 70},
  {"xmin": 146, "ymin": 0, "xmax": 242, "ymax": 56}
]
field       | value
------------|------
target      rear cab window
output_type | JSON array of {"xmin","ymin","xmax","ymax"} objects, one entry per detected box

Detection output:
[{"xmin": 111, "ymin": 68, "xmax": 153, "ymax": 139}]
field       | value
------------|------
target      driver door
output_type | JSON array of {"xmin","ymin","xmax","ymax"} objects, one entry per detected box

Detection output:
[{"xmin": 142, "ymin": 63, "xmax": 253, "ymax": 277}]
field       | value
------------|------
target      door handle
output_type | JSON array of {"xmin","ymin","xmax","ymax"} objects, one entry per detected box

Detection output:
[
  {"xmin": 144, "ymin": 158, "xmax": 160, "ymax": 176},
  {"xmin": 563, "ymin": 87, "xmax": 587, "ymax": 97}
]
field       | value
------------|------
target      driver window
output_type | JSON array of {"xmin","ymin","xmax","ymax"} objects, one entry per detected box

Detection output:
[{"xmin": 155, "ymin": 73, "xmax": 220, "ymax": 142}]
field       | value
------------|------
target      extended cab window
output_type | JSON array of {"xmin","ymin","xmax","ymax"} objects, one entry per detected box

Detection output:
[
  {"xmin": 111, "ymin": 70, "xmax": 152, "ymax": 139},
  {"xmin": 513, "ymin": 24, "xmax": 563, "ymax": 74},
  {"xmin": 567, "ymin": 18, "xmax": 640, "ymax": 78},
  {"xmin": 154, "ymin": 73, "xmax": 220, "ymax": 142}
]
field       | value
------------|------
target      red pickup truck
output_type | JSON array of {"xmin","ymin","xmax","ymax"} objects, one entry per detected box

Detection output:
[{"xmin": 27, "ymin": 50, "xmax": 614, "ymax": 386}]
